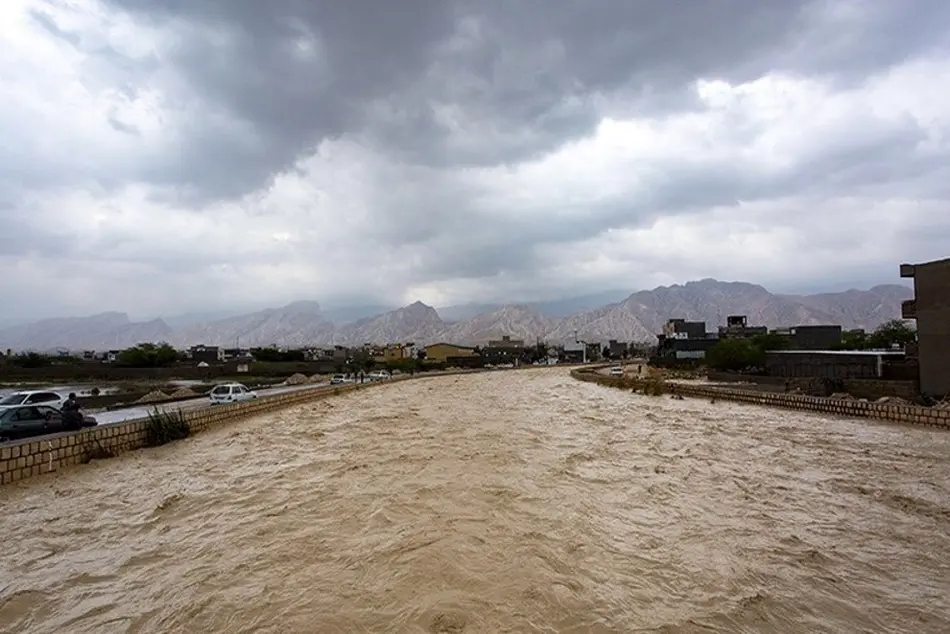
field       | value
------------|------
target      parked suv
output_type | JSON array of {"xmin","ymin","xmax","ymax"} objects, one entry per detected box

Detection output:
[
  {"xmin": 0, "ymin": 390, "xmax": 67, "ymax": 410},
  {"xmin": 209, "ymin": 383, "xmax": 258, "ymax": 405}
]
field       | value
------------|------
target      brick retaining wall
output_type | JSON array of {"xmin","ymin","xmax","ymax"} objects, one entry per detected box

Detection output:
[
  {"xmin": 705, "ymin": 371, "xmax": 919, "ymax": 401},
  {"xmin": 571, "ymin": 368, "xmax": 950, "ymax": 430}
]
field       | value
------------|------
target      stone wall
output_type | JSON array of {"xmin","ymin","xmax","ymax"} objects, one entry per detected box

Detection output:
[
  {"xmin": 706, "ymin": 371, "xmax": 919, "ymax": 401},
  {"xmin": 840, "ymin": 378, "xmax": 919, "ymax": 401},
  {"xmin": 571, "ymin": 368, "xmax": 950, "ymax": 430}
]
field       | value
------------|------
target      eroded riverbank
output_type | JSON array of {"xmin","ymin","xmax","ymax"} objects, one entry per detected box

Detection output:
[{"xmin": 2, "ymin": 368, "xmax": 949, "ymax": 633}]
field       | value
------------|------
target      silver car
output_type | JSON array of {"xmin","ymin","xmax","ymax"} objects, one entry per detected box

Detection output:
[
  {"xmin": 0, "ymin": 390, "xmax": 67, "ymax": 411},
  {"xmin": 0, "ymin": 404, "xmax": 97, "ymax": 442}
]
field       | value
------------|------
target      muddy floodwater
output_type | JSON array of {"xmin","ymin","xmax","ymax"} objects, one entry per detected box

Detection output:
[{"xmin": 2, "ymin": 369, "xmax": 949, "ymax": 633}]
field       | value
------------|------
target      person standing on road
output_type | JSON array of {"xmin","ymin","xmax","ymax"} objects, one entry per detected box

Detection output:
[{"xmin": 62, "ymin": 392, "xmax": 83, "ymax": 430}]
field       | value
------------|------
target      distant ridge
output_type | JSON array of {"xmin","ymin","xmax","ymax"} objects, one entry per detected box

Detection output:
[{"xmin": 0, "ymin": 280, "xmax": 913, "ymax": 351}]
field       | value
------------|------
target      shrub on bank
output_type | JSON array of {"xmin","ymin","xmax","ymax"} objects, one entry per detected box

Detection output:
[
  {"xmin": 144, "ymin": 408, "xmax": 191, "ymax": 446},
  {"xmin": 638, "ymin": 376, "xmax": 668, "ymax": 396},
  {"xmin": 579, "ymin": 370, "xmax": 669, "ymax": 397}
]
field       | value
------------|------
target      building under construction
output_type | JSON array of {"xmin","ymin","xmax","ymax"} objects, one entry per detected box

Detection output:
[{"xmin": 901, "ymin": 257, "xmax": 950, "ymax": 398}]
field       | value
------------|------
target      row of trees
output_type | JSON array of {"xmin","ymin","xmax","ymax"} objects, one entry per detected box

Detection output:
[
  {"xmin": 2, "ymin": 344, "xmax": 431, "ymax": 370},
  {"xmin": 833, "ymin": 319, "xmax": 917, "ymax": 350},
  {"xmin": 706, "ymin": 320, "xmax": 917, "ymax": 372},
  {"xmin": 1, "ymin": 344, "xmax": 182, "ymax": 369},
  {"xmin": 116, "ymin": 342, "xmax": 180, "ymax": 367},
  {"xmin": 251, "ymin": 347, "xmax": 307, "ymax": 363},
  {"xmin": 3, "ymin": 351, "xmax": 65, "ymax": 368},
  {"xmin": 334, "ymin": 357, "xmax": 425, "ymax": 375}
]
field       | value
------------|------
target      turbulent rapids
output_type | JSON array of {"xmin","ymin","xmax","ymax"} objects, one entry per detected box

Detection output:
[{"xmin": 2, "ymin": 368, "xmax": 949, "ymax": 633}]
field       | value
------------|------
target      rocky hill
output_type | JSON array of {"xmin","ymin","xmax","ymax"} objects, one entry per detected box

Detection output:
[
  {"xmin": 338, "ymin": 301, "xmax": 445, "ymax": 345},
  {"xmin": 0, "ymin": 280, "xmax": 913, "ymax": 351},
  {"xmin": 169, "ymin": 301, "xmax": 336, "ymax": 348},
  {"xmin": 0, "ymin": 312, "xmax": 173, "ymax": 351},
  {"xmin": 439, "ymin": 305, "xmax": 558, "ymax": 344}
]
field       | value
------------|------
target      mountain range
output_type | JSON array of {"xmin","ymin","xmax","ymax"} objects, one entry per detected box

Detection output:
[{"xmin": 0, "ymin": 279, "xmax": 913, "ymax": 352}]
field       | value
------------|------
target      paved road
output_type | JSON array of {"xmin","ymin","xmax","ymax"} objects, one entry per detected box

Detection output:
[
  {"xmin": 91, "ymin": 382, "xmax": 330, "ymax": 425},
  {"xmin": 595, "ymin": 361, "xmax": 645, "ymax": 376}
]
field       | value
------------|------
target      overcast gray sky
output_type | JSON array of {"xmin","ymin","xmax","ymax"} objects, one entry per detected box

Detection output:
[{"xmin": 1, "ymin": 0, "xmax": 948, "ymax": 320}]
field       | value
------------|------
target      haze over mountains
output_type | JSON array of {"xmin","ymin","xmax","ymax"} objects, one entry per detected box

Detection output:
[{"xmin": 0, "ymin": 280, "xmax": 912, "ymax": 352}]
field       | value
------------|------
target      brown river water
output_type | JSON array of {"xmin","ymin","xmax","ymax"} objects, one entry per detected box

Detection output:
[{"xmin": 2, "ymin": 368, "xmax": 949, "ymax": 633}]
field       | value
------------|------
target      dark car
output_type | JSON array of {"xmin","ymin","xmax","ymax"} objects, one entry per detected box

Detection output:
[{"xmin": 0, "ymin": 404, "xmax": 98, "ymax": 443}]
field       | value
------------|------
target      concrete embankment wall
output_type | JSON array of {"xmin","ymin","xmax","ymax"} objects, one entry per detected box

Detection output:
[
  {"xmin": 571, "ymin": 368, "xmax": 950, "ymax": 430},
  {"xmin": 1, "ymin": 368, "xmax": 496, "ymax": 487},
  {"xmin": 705, "ymin": 371, "xmax": 920, "ymax": 401}
]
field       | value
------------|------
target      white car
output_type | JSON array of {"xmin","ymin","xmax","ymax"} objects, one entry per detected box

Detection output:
[
  {"xmin": 209, "ymin": 383, "xmax": 258, "ymax": 405},
  {"xmin": 0, "ymin": 390, "xmax": 68, "ymax": 410},
  {"xmin": 329, "ymin": 374, "xmax": 352, "ymax": 385},
  {"xmin": 609, "ymin": 366, "xmax": 624, "ymax": 376},
  {"xmin": 367, "ymin": 371, "xmax": 390, "ymax": 381}
]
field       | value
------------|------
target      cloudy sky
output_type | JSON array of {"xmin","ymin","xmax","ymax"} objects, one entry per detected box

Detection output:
[{"xmin": 1, "ymin": 0, "xmax": 948, "ymax": 321}]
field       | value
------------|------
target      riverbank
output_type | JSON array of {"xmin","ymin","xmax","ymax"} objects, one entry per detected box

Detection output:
[
  {"xmin": 0, "ymin": 366, "xmax": 532, "ymax": 487},
  {"xmin": 571, "ymin": 366, "xmax": 950, "ymax": 430}
]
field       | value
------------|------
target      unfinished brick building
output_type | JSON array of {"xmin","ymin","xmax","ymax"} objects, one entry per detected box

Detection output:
[{"xmin": 901, "ymin": 257, "xmax": 950, "ymax": 398}]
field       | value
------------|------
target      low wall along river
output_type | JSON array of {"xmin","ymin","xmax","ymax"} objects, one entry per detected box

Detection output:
[{"xmin": 571, "ymin": 368, "xmax": 950, "ymax": 430}]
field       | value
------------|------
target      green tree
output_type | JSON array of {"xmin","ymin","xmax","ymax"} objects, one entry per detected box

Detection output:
[
  {"xmin": 867, "ymin": 319, "xmax": 916, "ymax": 349},
  {"xmin": 10, "ymin": 352, "xmax": 52, "ymax": 368},
  {"xmin": 706, "ymin": 339, "xmax": 764, "ymax": 372},
  {"xmin": 385, "ymin": 358, "xmax": 422, "ymax": 373},
  {"xmin": 750, "ymin": 332, "xmax": 791, "ymax": 352},
  {"xmin": 117, "ymin": 342, "xmax": 180, "ymax": 367},
  {"xmin": 835, "ymin": 329, "xmax": 869, "ymax": 350},
  {"xmin": 534, "ymin": 341, "xmax": 548, "ymax": 362},
  {"xmin": 252, "ymin": 347, "xmax": 283, "ymax": 362},
  {"xmin": 252, "ymin": 347, "xmax": 306, "ymax": 362},
  {"xmin": 281, "ymin": 349, "xmax": 306, "ymax": 362}
]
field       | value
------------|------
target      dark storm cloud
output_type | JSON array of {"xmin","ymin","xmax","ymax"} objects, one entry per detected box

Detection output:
[
  {"xmin": 778, "ymin": 0, "xmax": 950, "ymax": 81},
  {"xmin": 414, "ymin": 117, "xmax": 943, "ymax": 281},
  {"xmin": 6, "ymin": 0, "xmax": 949, "ymax": 318},
  {"xmin": 45, "ymin": 0, "xmax": 944, "ymax": 205},
  {"xmin": 99, "ymin": 0, "xmax": 459, "ymax": 200},
  {"xmin": 84, "ymin": 0, "xmax": 808, "ymax": 200}
]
